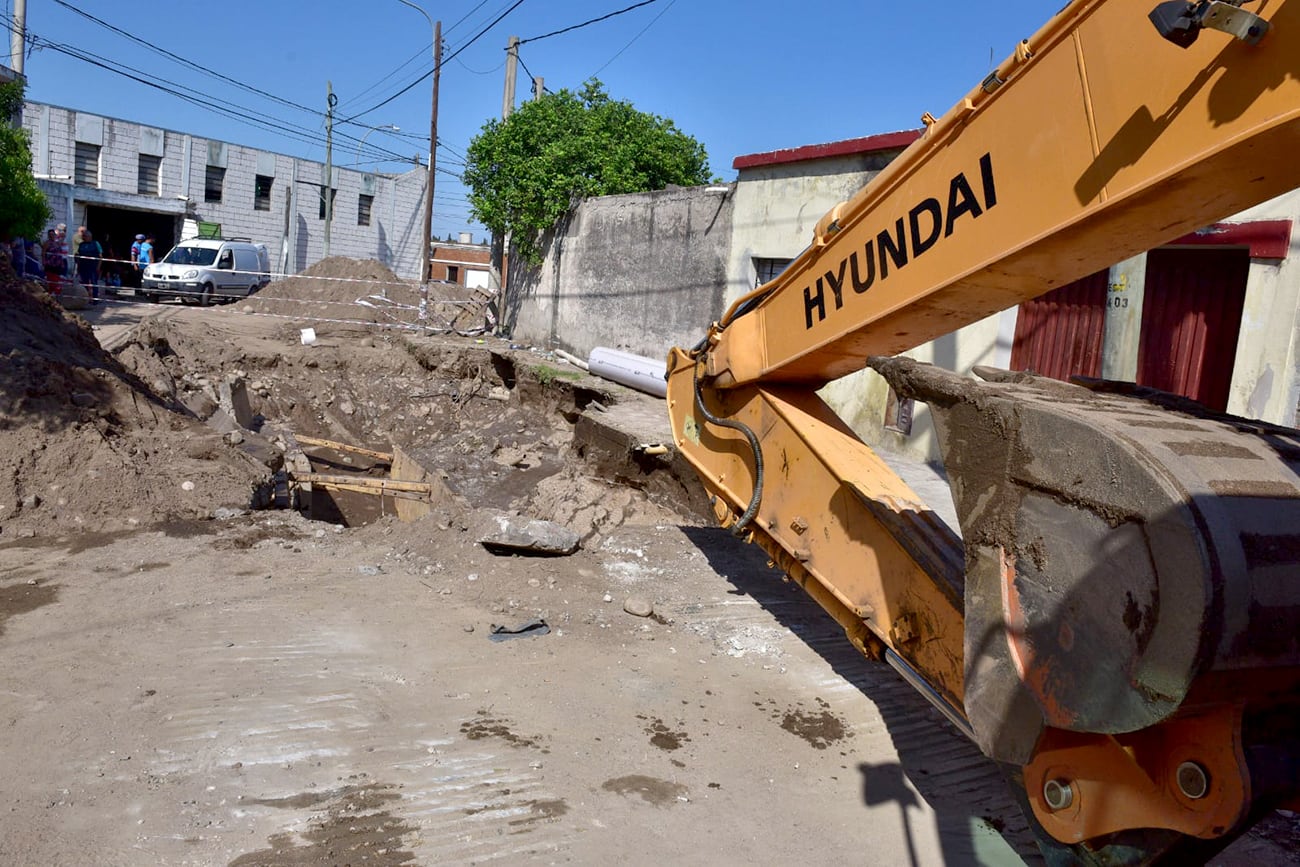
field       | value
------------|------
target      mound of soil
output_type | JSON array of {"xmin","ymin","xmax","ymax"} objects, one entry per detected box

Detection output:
[
  {"xmin": 237, "ymin": 256, "xmax": 486, "ymax": 336},
  {"xmin": 0, "ymin": 262, "xmax": 267, "ymax": 536}
]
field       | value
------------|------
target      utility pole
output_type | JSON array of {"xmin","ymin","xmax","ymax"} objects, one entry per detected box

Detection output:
[
  {"xmin": 532, "ymin": 76, "xmax": 544, "ymax": 101},
  {"xmin": 323, "ymin": 83, "xmax": 336, "ymax": 259},
  {"xmin": 502, "ymin": 36, "xmax": 519, "ymax": 118},
  {"xmin": 9, "ymin": 0, "xmax": 25, "ymax": 75},
  {"xmin": 490, "ymin": 35, "xmax": 520, "ymax": 335},
  {"xmin": 417, "ymin": 19, "xmax": 441, "ymax": 322}
]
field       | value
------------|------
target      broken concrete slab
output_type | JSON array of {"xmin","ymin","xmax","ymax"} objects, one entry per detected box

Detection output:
[
  {"xmin": 217, "ymin": 378, "xmax": 255, "ymax": 429},
  {"xmin": 479, "ymin": 514, "xmax": 580, "ymax": 556}
]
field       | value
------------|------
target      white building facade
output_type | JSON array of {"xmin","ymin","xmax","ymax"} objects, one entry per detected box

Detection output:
[{"xmin": 22, "ymin": 101, "xmax": 428, "ymax": 280}]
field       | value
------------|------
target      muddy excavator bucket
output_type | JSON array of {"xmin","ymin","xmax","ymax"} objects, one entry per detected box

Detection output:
[
  {"xmin": 869, "ymin": 357, "xmax": 1300, "ymax": 808},
  {"xmin": 870, "ymin": 358, "xmax": 1300, "ymax": 758}
]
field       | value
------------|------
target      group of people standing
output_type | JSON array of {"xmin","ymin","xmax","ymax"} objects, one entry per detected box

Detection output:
[{"xmin": 10, "ymin": 224, "xmax": 155, "ymax": 304}]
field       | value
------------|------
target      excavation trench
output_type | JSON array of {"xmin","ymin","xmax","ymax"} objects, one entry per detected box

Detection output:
[{"xmin": 106, "ymin": 312, "xmax": 703, "ymax": 543}]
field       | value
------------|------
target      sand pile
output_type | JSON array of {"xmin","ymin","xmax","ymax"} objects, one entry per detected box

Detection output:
[
  {"xmin": 0, "ymin": 262, "xmax": 267, "ymax": 536},
  {"xmin": 238, "ymin": 256, "xmax": 487, "ymax": 335}
]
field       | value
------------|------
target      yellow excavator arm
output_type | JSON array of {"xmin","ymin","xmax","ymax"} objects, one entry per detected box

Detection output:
[{"xmin": 666, "ymin": 1, "xmax": 1300, "ymax": 862}]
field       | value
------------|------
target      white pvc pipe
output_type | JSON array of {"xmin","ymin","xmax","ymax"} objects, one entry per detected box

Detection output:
[
  {"xmin": 554, "ymin": 348, "xmax": 589, "ymax": 370},
  {"xmin": 587, "ymin": 347, "xmax": 667, "ymax": 398}
]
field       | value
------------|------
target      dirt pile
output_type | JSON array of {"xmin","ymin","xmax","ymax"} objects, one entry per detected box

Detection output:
[
  {"xmin": 0, "ymin": 263, "xmax": 267, "ymax": 535},
  {"xmin": 238, "ymin": 256, "xmax": 487, "ymax": 336}
]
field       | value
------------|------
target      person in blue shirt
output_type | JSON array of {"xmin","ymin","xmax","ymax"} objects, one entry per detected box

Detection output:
[
  {"xmin": 77, "ymin": 229, "xmax": 102, "ymax": 303},
  {"xmin": 138, "ymin": 234, "xmax": 155, "ymax": 270},
  {"xmin": 129, "ymin": 234, "xmax": 144, "ymax": 287}
]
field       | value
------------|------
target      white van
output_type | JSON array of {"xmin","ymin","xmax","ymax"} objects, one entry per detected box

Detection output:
[{"xmin": 141, "ymin": 238, "xmax": 271, "ymax": 305}]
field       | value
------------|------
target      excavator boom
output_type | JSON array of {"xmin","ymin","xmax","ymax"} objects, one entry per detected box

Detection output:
[
  {"xmin": 666, "ymin": 0, "xmax": 1300, "ymax": 862},
  {"xmin": 703, "ymin": 0, "xmax": 1300, "ymax": 388}
]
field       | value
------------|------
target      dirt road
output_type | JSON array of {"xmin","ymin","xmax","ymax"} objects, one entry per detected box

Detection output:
[
  {"xmin": 1, "ymin": 509, "xmax": 1043, "ymax": 866},
  {"xmin": 3, "ymin": 269, "xmax": 1295, "ymax": 865}
]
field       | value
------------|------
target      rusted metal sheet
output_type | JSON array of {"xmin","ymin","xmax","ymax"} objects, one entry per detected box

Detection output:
[
  {"xmin": 1009, "ymin": 269, "xmax": 1107, "ymax": 382},
  {"xmin": 1137, "ymin": 248, "xmax": 1248, "ymax": 412}
]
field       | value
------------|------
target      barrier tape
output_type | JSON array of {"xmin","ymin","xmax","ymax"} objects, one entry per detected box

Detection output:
[
  {"xmin": 57, "ymin": 291, "xmax": 490, "ymax": 336},
  {"xmin": 43, "ymin": 252, "xmax": 471, "ymax": 294}
]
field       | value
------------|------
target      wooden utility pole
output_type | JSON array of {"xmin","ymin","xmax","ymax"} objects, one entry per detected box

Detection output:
[
  {"xmin": 323, "ymin": 83, "xmax": 336, "ymax": 258},
  {"xmin": 532, "ymin": 77, "xmax": 544, "ymax": 101},
  {"xmin": 418, "ymin": 20, "xmax": 441, "ymax": 322}
]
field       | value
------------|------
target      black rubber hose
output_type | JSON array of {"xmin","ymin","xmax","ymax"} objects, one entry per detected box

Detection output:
[{"xmin": 692, "ymin": 361, "xmax": 763, "ymax": 535}]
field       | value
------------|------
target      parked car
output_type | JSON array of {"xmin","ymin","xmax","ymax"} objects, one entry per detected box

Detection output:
[{"xmin": 141, "ymin": 238, "xmax": 271, "ymax": 305}]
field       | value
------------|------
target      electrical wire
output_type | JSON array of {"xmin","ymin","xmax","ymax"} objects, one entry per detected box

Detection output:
[
  {"xmin": 590, "ymin": 0, "xmax": 679, "ymax": 77},
  {"xmin": 28, "ymin": 30, "xmax": 418, "ymax": 167},
  {"xmin": 453, "ymin": 55, "xmax": 507, "ymax": 75},
  {"xmin": 517, "ymin": 0, "xmax": 658, "ymax": 46},
  {"xmin": 342, "ymin": 44, "xmax": 430, "ymax": 110},
  {"xmin": 515, "ymin": 53, "xmax": 550, "ymax": 97},
  {"xmin": 49, "ymin": 0, "xmax": 320, "ymax": 120},
  {"xmin": 445, "ymin": 0, "xmax": 498, "ymax": 38},
  {"xmin": 341, "ymin": 0, "xmax": 530, "ymax": 124}
]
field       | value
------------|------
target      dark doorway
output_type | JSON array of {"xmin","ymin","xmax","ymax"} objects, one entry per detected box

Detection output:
[{"xmin": 83, "ymin": 206, "xmax": 178, "ymax": 287}]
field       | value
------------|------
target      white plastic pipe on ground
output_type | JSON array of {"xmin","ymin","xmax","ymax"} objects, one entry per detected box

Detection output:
[{"xmin": 587, "ymin": 347, "xmax": 667, "ymax": 398}]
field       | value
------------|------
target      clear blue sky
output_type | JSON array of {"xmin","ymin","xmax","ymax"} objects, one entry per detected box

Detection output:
[{"xmin": 9, "ymin": 0, "xmax": 1052, "ymax": 241}]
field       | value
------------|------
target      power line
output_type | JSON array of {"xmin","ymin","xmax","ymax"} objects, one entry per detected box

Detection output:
[
  {"xmin": 26, "ymin": 29, "xmax": 416, "ymax": 167},
  {"xmin": 445, "ymin": 0, "xmax": 498, "ymax": 38},
  {"xmin": 453, "ymin": 55, "xmax": 506, "ymax": 75},
  {"xmin": 590, "ymin": 0, "xmax": 679, "ymax": 77},
  {"xmin": 515, "ymin": 52, "xmax": 551, "ymax": 96},
  {"xmin": 341, "ymin": 0, "xmax": 530, "ymax": 124},
  {"xmin": 342, "ymin": 44, "xmax": 430, "ymax": 109},
  {"xmin": 49, "ymin": 0, "xmax": 320, "ymax": 120},
  {"xmin": 517, "ymin": 0, "xmax": 658, "ymax": 46}
]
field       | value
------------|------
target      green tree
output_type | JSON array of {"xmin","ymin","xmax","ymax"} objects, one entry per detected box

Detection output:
[
  {"xmin": 0, "ymin": 81, "xmax": 48, "ymax": 241},
  {"xmin": 462, "ymin": 80, "xmax": 711, "ymax": 262}
]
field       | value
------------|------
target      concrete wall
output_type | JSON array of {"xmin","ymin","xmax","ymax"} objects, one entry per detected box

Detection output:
[
  {"xmin": 506, "ymin": 185, "xmax": 734, "ymax": 360},
  {"xmin": 23, "ymin": 102, "xmax": 426, "ymax": 280},
  {"xmin": 724, "ymin": 149, "xmax": 905, "ymax": 307},
  {"xmin": 1221, "ymin": 194, "xmax": 1300, "ymax": 427},
  {"xmin": 727, "ymin": 146, "xmax": 1017, "ymax": 463}
]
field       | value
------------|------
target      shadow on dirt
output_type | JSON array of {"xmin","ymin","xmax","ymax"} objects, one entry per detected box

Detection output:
[{"xmin": 680, "ymin": 524, "xmax": 1042, "ymax": 866}]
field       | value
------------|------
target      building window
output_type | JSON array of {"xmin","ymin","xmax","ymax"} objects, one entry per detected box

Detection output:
[
  {"xmin": 318, "ymin": 187, "xmax": 337, "ymax": 220},
  {"xmin": 137, "ymin": 154, "xmax": 161, "ymax": 195},
  {"xmin": 74, "ymin": 142, "xmax": 100, "ymax": 187},
  {"xmin": 253, "ymin": 175, "xmax": 273, "ymax": 211},
  {"xmin": 357, "ymin": 193, "xmax": 373, "ymax": 226},
  {"xmin": 205, "ymin": 166, "xmax": 226, "ymax": 203},
  {"xmin": 753, "ymin": 257, "xmax": 793, "ymax": 288},
  {"xmin": 447, "ymin": 265, "xmax": 460, "ymax": 284}
]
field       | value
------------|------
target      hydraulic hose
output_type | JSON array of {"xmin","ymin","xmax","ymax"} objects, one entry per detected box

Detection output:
[{"xmin": 692, "ymin": 360, "xmax": 763, "ymax": 535}]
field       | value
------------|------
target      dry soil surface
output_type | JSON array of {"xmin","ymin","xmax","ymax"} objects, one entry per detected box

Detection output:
[{"xmin": 2, "ymin": 260, "xmax": 1296, "ymax": 866}]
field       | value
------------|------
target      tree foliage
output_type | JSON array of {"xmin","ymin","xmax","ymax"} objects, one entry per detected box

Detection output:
[
  {"xmin": 462, "ymin": 80, "xmax": 712, "ymax": 262},
  {"xmin": 0, "ymin": 81, "xmax": 48, "ymax": 241}
]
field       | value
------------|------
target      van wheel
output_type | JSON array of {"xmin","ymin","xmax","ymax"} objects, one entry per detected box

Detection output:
[{"xmin": 200, "ymin": 283, "xmax": 214, "ymax": 307}]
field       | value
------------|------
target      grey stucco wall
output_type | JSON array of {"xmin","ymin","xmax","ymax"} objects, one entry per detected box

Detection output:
[{"xmin": 506, "ymin": 184, "xmax": 734, "ymax": 360}]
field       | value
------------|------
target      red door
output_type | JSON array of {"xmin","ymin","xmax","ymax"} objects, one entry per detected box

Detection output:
[
  {"xmin": 1136, "ymin": 248, "xmax": 1248, "ymax": 412},
  {"xmin": 1010, "ymin": 268, "xmax": 1108, "ymax": 381}
]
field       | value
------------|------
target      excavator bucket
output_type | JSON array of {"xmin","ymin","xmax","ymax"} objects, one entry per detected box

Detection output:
[{"xmin": 869, "ymin": 357, "xmax": 1300, "ymax": 785}]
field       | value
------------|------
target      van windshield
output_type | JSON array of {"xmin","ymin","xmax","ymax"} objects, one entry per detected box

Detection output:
[{"xmin": 162, "ymin": 246, "xmax": 218, "ymax": 266}]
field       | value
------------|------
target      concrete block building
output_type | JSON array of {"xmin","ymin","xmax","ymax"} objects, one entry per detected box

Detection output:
[{"xmin": 22, "ymin": 101, "xmax": 428, "ymax": 280}]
